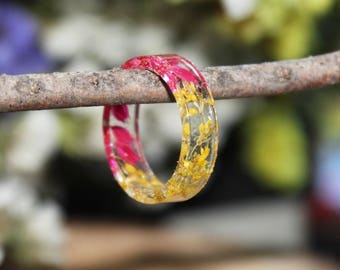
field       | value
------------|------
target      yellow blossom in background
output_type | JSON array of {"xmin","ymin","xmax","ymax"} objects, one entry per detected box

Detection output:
[
  {"xmin": 242, "ymin": 103, "xmax": 308, "ymax": 191},
  {"xmin": 219, "ymin": 0, "xmax": 335, "ymax": 59}
]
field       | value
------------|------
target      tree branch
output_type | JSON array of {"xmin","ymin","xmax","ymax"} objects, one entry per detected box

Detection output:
[{"xmin": 0, "ymin": 51, "xmax": 339, "ymax": 112}]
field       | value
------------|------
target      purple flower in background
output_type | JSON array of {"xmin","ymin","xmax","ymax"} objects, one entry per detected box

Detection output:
[{"xmin": 0, "ymin": 2, "xmax": 53, "ymax": 74}]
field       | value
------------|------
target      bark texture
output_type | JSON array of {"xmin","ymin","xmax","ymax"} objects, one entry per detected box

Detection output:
[{"xmin": 0, "ymin": 51, "xmax": 339, "ymax": 112}]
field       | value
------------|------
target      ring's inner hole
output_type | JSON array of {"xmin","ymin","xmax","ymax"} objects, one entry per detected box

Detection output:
[{"xmin": 138, "ymin": 103, "xmax": 181, "ymax": 183}]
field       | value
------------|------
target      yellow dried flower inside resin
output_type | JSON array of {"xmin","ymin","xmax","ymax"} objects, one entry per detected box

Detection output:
[
  {"xmin": 182, "ymin": 81, "xmax": 198, "ymax": 102},
  {"xmin": 199, "ymin": 119, "xmax": 213, "ymax": 138},
  {"xmin": 104, "ymin": 54, "xmax": 218, "ymax": 204},
  {"xmin": 188, "ymin": 107, "xmax": 198, "ymax": 116},
  {"xmin": 182, "ymin": 123, "xmax": 191, "ymax": 138}
]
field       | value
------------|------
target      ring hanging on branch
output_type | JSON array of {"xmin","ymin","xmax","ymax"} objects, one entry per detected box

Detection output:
[{"xmin": 103, "ymin": 55, "xmax": 218, "ymax": 204}]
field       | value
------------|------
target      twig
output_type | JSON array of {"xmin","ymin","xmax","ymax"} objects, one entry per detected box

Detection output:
[{"xmin": 0, "ymin": 51, "xmax": 339, "ymax": 112}]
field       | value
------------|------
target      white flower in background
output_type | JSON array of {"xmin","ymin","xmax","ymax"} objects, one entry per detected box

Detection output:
[
  {"xmin": 175, "ymin": 41, "xmax": 209, "ymax": 69},
  {"xmin": 20, "ymin": 202, "xmax": 64, "ymax": 265},
  {"xmin": 63, "ymin": 55, "xmax": 103, "ymax": 73},
  {"xmin": 0, "ymin": 176, "xmax": 64, "ymax": 266},
  {"xmin": 127, "ymin": 25, "xmax": 172, "ymax": 60},
  {"xmin": 221, "ymin": 0, "xmax": 257, "ymax": 21},
  {"xmin": 43, "ymin": 14, "xmax": 173, "ymax": 70},
  {"xmin": 0, "ymin": 177, "xmax": 35, "ymax": 220},
  {"xmin": 43, "ymin": 15, "xmax": 104, "ymax": 63},
  {"xmin": 5, "ymin": 111, "xmax": 59, "ymax": 176},
  {"xmin": 43, "ymin": 13, "xmax": 205, "ymax": 72}
]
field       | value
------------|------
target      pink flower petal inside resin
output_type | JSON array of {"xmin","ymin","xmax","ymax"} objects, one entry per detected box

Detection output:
[
  {"xmin": 162, "ymin": 71, "xmax": 177, "ymax": 92},
  {"xmin": 112, "ymin": 105, "xmax": 129, "ymax": 122},
  {"xmin": 111, "ymin": 126, "xmax": 134, "ymax": 145},
  {"xmin": 165, "ymin": 57, "xmax": 179, "ymax": 66},
  {"xmin": 103, "ymin": 106, "xmax": 111, "ymax": 122},
  {"xmin": 108, "ymin": 158, "xmax": 118, "ymax": 175},
  {"xmin": 103, "ymin": 125, "xmax": 118, "ymax": 174},
  {"xmin": 116, "ymin": 144, "xmax": 140, "ymax": 165},
  {"xmin": 172, "ymin": 66, "xmax": 197, "ymax": 83}
]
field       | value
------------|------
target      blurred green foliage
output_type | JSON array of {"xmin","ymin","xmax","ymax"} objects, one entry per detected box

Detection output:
[
  {"xmin": 58, "ymin": 111, "xmax": 93, "ymax": 157},
  {"xmin": 218, "ymin": 0, "xmax": 336, "ymax": 59},
  {"xmin": 242, "ymin": 102, "xmax": 308, "ymax": 191},
  {"xmin": 314, "ymin": 92, "xmax": 340, "ymax": 141}
]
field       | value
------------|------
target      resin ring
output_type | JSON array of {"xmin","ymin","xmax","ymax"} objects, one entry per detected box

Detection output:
[{"xmin": 103, "ymin": 54, "xmax": 218, "ymax": 204}]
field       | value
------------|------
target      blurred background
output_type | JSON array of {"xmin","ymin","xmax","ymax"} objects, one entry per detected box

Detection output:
[{"xmin": 0, "ymin": 0, "xmax": 339, "ymax": 269}]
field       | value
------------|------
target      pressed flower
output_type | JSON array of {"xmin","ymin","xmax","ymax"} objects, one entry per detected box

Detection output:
[
  {"xmin": 103, "ymin": 106, "xmax": 111, "ymax": 122},
  {"xmin": 162, "ymin": 71, "xmax": 177, "ymax": 91},
  {"xmin": 103, "ymin": 126, "xmax": 113, "ymax": 154},
  {"xmin": 173, "ymin": 90, "xmax": 185, "ymax": 107},
  {"xmin": 172, "ymin": 66, "xmax": 197, "ymax": 84},
  {"xmin": 198, "ymin": 147, "xmax": 210, "ymax": 162},
  {"xmin": 182, "ymin": 123, "xmax": 190, "ymax": 138},
  {"xmin": 112, "ymin": 105, "xmax": 129, "ymax": 123},
  {"xmin": 188, "ymin": 107, "xmax": 198, "ymax": 116},
  {"xmin": 199, "ymin": 119, "xmax": 213, "ymax": 138},
  {"xmin": 108, "ymin": 158, "xmax": 118, "ymax": 174},
  {"xmin": 182, "ymin": 82, "xmax": 199, "ymax": 102},
  {"xmin": 180, "ymin": 141, "xmax": 189, "ymax": 159},
  {"xmin": 204, "ymin": 98, "xmax": 215, "ymax": 106},
  {"xmin": 116, "ymin": 144, "xmax": 140, "ymax": 165},
  {"xmin": 103, "ymin": 126, "xmax": 118, "ymax": 174},
  {"xmin": 166, "ymin": 175, "xmax": 188, "ymax": 197},
  {"xmin": 124, "ymin": 163, "xmax": 137, "ymax": 174},
  {"xmin": 103, "ymin": 126, "xmax": 112, "ymax": 148},
  {"xmin": 111, "ymin": 126, "xmax": 134, "ymax": 145}
]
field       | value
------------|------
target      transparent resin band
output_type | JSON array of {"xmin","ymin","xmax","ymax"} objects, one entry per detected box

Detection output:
[{"xmin": 103, "ymin": 54, "xmax": 218, "ymax": 204}]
